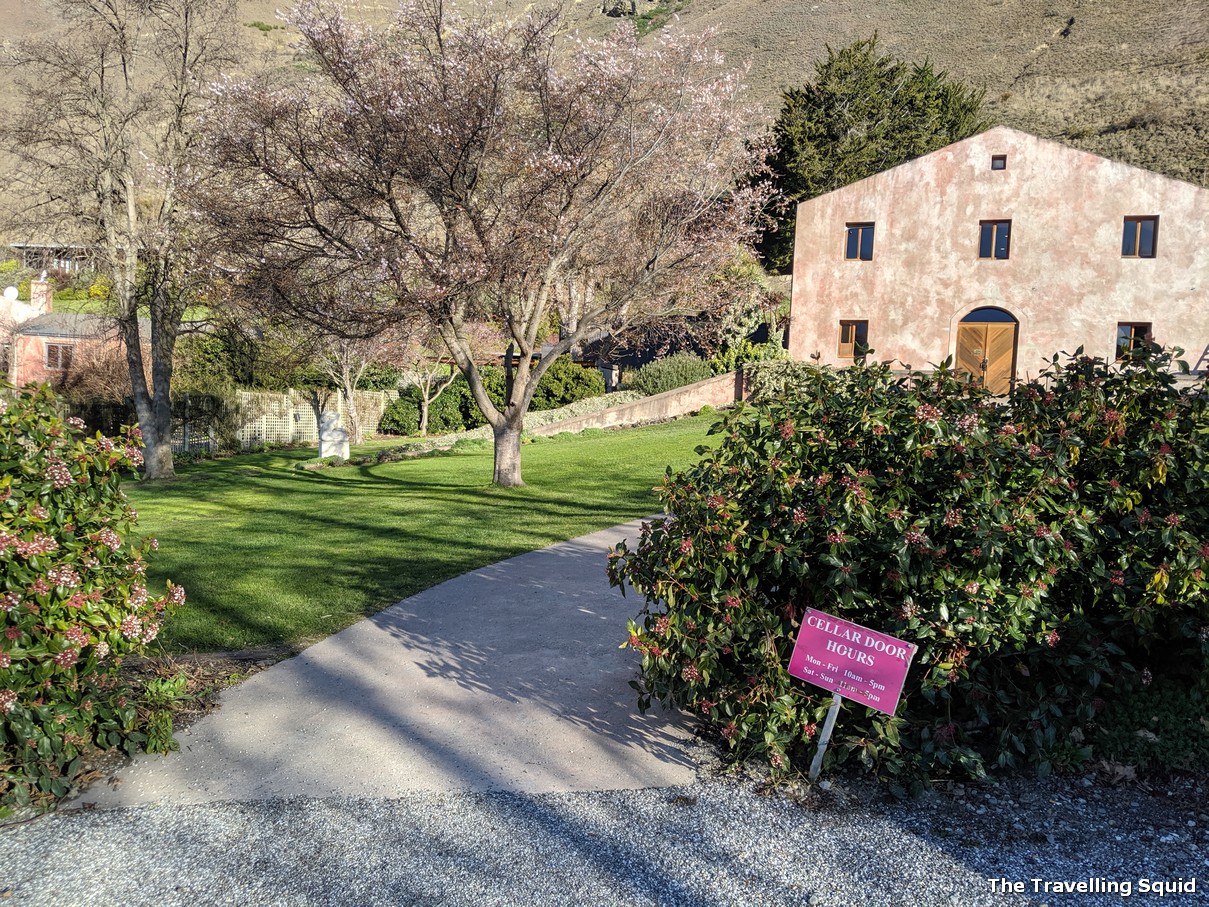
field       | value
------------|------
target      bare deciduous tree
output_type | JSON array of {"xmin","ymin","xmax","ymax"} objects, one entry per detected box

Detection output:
[
  {"xmin": 3, "ymin": 0, "xmax": 240, "ymax": 478},
  {"xmin": 201, "ymin": 0, "xmax": 771, "ymax": 485}
]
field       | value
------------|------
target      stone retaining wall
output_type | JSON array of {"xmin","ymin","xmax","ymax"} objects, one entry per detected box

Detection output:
[{"xmin": 531, "ymin": 371, "xmax": 744, "ymax": 436}]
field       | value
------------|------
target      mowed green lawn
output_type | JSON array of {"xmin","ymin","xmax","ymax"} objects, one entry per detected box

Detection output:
[{"xmin": 129, "ymin": 416, "xmax": 717, "ymax": 653}]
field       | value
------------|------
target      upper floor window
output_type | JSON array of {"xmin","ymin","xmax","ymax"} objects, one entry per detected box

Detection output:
[
  {"xmin": 845, "ymin": 223, "xmax": 875, "ymax": 261},
  {"xmin": 838, "ymin": 320, "xmax": 869, "ymax": 360},
  {"xmin": 979, "ymin": 220, "xmax": 1012, "ymax": 259},
  {"xmin": 1122, "ymin": 216, "xmax": 1158, "ymax": 258},
  {"xmin": 44, "ymin": 343, "xmax": 74, "ymax": 371},
  {"xmin": 991, "ymin": 155, "xmax": 1007, "ymax": 171},
  {"xmin": 1115, "ymin": 322, "xmax": 1152, "ymax": 360}
]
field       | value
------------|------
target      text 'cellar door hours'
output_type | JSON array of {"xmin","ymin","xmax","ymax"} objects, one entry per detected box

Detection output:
[{"xmin": 788, "ymin": 609, "xmax": 918, "ymax": 716}]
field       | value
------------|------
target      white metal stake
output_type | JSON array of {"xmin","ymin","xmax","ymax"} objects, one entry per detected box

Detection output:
[{"xmin": 808, "ymin": 692, "xmax": 844, "ymax": 781}]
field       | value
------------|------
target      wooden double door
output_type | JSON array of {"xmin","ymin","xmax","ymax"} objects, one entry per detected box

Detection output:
[{"xmin": 956, "ymin": 319, "xmax": 1017, "ymax": 395}]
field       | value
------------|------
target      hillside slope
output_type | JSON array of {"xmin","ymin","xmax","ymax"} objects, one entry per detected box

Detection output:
[{"xmin": 0, "ymin": 0, "xmax": 1204, "ymax": 196}]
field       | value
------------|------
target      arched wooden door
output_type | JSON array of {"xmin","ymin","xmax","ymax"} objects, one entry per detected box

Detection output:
[{"xmin": 956, "ymin": 307, "xmax": 1018, "ymax": 395}]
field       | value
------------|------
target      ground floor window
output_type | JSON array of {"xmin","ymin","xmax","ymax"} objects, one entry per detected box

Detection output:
[
  {"xmin": 45, "ymin": 342, "xmax": 74, "ymax": 371},
  {"xmin": 1115, "ymin": 322, "xmax": 1152, "ymax": 360},
  {"xmin": 838, "ymin": 320, "xmax": 869, "ymax": 359}
]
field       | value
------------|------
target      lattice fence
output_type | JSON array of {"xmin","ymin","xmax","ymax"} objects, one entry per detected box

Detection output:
[{"xmin": 171, "ymin": 387, "xmax": 399, "ymax": 454}]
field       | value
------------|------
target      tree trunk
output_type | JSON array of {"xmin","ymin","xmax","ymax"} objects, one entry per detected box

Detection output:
[
  {"xmin": 342, "ymin": 386, "xmax": 363, "ymax": 444},
  {"xmin": 121, "ymin": 313, "xmax": 177, "ymax": 481},
  {"xmin": 492, "ymin": 421, "xmax": 524, "ymax": 487}
]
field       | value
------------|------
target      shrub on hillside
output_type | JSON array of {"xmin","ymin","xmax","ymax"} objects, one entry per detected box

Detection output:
[
  {"xmin": 607, "ymin": 349, "xmax": 1209, "ymax": 791},
  {"xmin": 0, "ymin": 384, "xmax": 183, "ymax": 812},
  {"xmin": 625, "ymin": 352, "xmax": 713, "ymax": 397}
]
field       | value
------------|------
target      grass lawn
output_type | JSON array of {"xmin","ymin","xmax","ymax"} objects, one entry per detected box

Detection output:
[{"xmin": 129, "ymin": 415, "xmax": 718, "ymax": 653}]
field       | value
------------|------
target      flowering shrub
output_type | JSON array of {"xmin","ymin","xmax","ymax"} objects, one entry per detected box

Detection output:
[
  {"xmin": 1, "ymin": 384, "xmax": 183, "ymax": 811},
  {"xmin": 607, "ymin": 349, "xmax": 1209, "ymax": 792}
]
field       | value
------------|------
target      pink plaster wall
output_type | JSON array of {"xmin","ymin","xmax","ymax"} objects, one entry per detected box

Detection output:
[{"xmin": 788, "ymin": 127, "xmax": 1209, "ymax": 378}]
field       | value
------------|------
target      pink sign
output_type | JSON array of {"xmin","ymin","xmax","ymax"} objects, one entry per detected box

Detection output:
[{"xmin": 787, "ymin": 608, "xmax": 918, "ymax": 716}]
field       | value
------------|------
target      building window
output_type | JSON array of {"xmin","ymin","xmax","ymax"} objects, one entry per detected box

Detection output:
[
  {"xmin": 838, "ymin": 320, "xmax": 869, "ymax": 359},
  {"xmin": 1122, "ymin": 216, "xmax": 1158, "ymax": 258},
  {"xmin": 44, "ymin": 343, "xmax": 74, "ymax": 371},
  {"xmin": 1115, "ymin": 323, "xmax": 1152, "ymax": 360},
  {"xmin": 979, "ymin": 220, "xmax": 1012, "ymax": 259},
  {"xmin": 845, "ymin": 223, "xmax": 875, "ymax": 261},
  {"xmin": 991, "ymin": 155, "xmax": 1007, "ymax": 171}
]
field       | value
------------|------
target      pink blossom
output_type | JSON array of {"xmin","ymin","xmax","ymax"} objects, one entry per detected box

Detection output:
[
  {"xmin": 96, "ymin": 528, "xmax": 122, "ymax": 551},
  {"xmin": 45, "ymin": 459, "xmax": 72, "ymax": 489},
  {"xmin": 52, "ymin": 648, "xmax": 79, "ymax": 668},
  {"xmin": 1046, "ymin": 629, "xmax": 1060, "ymax": 648},
  {"xmin": 119, "ymin": 616, "xmax": 143, "ymax": 639},
  {"xmin": 0, "ymin": 690, "xmax": 15, "ymax": 713},
  {"xmin": 66, "ymin": 416, "xmax": 86, "ymax": 430},
  {"xmin": 1, "ymin": 593, "xmax": 19, "ymax": 613},
  {"xmin": 0, "ymin": 652, "xmax": 11, "ymax": 668},
  {"xmin": 681, "ymin": 664, "xmax": 702, "ymax": 682},
  {"xmin": 15, "ymin": 534, "xmax": 58, "ymax": 558},
  {"xmin": 48, "ymin": 565, "xmax": 81, "ymax": 589},
  {"xmin": 915, "ymin": 403, "xmax": 942, "ymax": 423}
]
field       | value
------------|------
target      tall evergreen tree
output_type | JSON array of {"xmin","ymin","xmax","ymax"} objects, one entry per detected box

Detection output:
[{"xmin": 759, "ymin": 36, "xmax": 989, "ymax": 272}]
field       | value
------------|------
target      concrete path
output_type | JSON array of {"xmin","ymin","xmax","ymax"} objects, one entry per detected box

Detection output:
[{"xmin": 75, "ymin": 519, "xmax": 696, "ymax": 808}]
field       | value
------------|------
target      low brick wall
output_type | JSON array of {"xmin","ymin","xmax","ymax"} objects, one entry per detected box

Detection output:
[{"xmin": 531, "ymin": 371, "xmax": 744, "ymax": 436}]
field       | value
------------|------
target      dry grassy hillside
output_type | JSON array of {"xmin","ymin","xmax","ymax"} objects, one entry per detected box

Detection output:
[{"xmin": 0, "ymin": 0, "xmax": 1205, "ymax": 189}]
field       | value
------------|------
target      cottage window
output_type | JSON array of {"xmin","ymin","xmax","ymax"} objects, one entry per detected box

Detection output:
[
  {"xmin": 979, "ymin": 220, "xmax": 1012, "ymax": 259},
  {"xmin": 1115, "ymin": 322, "xmax": 1152, "ymax": 360},
  {"xmin": 838, "ymin": 320, "xmax": 869, "ymax": 359},
  {"xmin": 991, "ymin": 155, "xmax": 1007, "ymax": 171},
  {"xmin": 1122, "ymin": 216, "xmax": 1158, "ymax": 258},
  {"xmin": 844, "ymin": 223, "xmax": 875, "ymax": 261},
  {"xmin": 45, "ymin": 343, "xmax": 74, "ymax": 371}
]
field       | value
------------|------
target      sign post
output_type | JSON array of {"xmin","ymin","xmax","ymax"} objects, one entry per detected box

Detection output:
[{"xmin": 788, "ymin": 608, "xmax": 918, "ymax": 780}]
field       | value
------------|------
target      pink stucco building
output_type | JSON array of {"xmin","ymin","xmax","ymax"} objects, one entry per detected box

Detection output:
[{"xmin": 788, "ymin": 126, "xmax": 1209, "ymax": 392}]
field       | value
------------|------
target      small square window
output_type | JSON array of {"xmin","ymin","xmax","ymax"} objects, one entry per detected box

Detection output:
[
  {"xmin": 845, "ymin": 223, "xmax": 875, "ymax": 261},
  {"xmin": 44, "ymin": 343, "xmax": 73, "ymax": 371},
  {"xmin": 979, "ymin": 220, "xmax": 1012, "ymax": 259},
  {"xmin": 991, "ymin": 155, "xmax": 1007, "ymax": 171},
  {"xmin": 838, "ymin": 320, "xmax": 869, "ymax": 359},
  {"xmin": 1115, "ymin": 322, "xmax": 1152, "ymax": 360},
  {"xmin": 1122, "ymin": 216, "xmax": 1158, "ymax": 258}
]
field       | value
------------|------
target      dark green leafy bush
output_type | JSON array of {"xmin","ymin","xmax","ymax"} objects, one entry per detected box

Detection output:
[
  {"xmin": 1, "ymin": 385, "xmax": 183, "ymax": 812},
  {"xmin": 530, "ymin": 357, "xmax": 605, "ymax": 411},
  {"xmin": 381, "ymin": 358, "xmax": 604, "ymax": 436},
  {"xmin": 607, "ymin": 349, "xmax": 1209, "ymax": 791},
  {"xmin": 625, "ymin": 352, "xmax": 714, "ymax": 397}
]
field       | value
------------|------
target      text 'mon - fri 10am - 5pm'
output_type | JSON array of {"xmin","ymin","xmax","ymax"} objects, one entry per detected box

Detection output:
[{"xmin": 787, "ymin": 608, "xmax": 919, "ymax": 716}]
